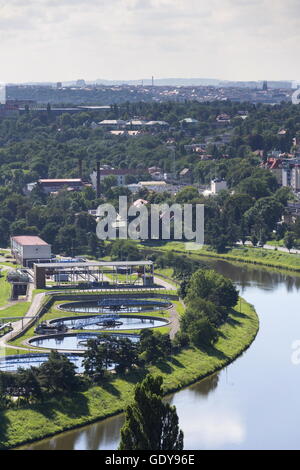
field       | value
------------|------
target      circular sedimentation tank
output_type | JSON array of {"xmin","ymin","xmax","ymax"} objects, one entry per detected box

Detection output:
[
  {"xmin": 49, "ymin": 314, "xmax": 169, "ymax": 331},
  {"xmin": 57, "ymin": 298, "xmax": 172, "ymax": 314},
  {"xmin": 0, "ymin": 353, "xmax": 85, "ymax": 372},
  {"xmin": 28, "ymin": 332, "xmax": 140, "ymax": 351}
]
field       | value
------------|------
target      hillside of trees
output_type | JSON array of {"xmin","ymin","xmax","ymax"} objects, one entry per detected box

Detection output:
[{"xmin": 0, "ymin": 100, "xmax": 299, "ymax": 252}]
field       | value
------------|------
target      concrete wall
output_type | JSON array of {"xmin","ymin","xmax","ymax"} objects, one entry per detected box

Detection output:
[
  {"xmin": 23, "ymin": 245, "xmax": 51, "ymax": 260},
  {"xmin": 11, "ymin": 239, "xmax": 51, "ymax": 266}
]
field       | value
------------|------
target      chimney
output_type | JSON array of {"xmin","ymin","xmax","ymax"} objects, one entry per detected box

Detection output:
[
  {"xmin": 96, "ymin": 161, "xmax": 101, "ymax": 198},
  {"xmin": 78, "ymin": 159, "xmax": 83, "ymax": 180}
]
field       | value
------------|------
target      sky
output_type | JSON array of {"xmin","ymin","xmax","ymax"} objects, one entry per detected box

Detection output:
[{"xmin": 0, "ymin": 0, "xmax": 300, "ymax": 83}]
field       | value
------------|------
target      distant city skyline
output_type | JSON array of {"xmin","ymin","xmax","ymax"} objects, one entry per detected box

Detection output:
[
  {"xmin": 3, "ymin": 77, "xmax": 298, "ymax": 88},
  {"xmin": 1, "ymin": 0, "xmax": 300, "ymax": 83}
]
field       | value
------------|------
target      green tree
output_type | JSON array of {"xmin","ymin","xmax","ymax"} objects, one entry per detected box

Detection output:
[
  {"xmin": 186, "ymin": 316, "xmax": 218, "ymax": 348},
  {"xmin": 111, "ymin": 337, "xmax": 138, "ymax": 373},
  {"xmin": 119, "ymin": 374, "xmax": 184, "ymax": 450},
  {"xmin": 284, "ymin": 231, "xmax": 295, "ymax": 252},
  {"xmin": 17, "ymin": 367, "xmax": 43, "ymax": 401},
  {"xmin": 110, "ymin": 239, "xmax": 140, "ymax": 261},
  {"xmin": 37, "ymin": 351, "xmax": 79, "ymax": 393},
  {"xmin": 186, "ymin": 269, "xmax": 239, "ymax": 311},
  {"xmin": 138, "ymin": 329, "xmax": 171, "ymax": 364},
  {"xmin": 82, "ymin": 339, "xmax": 106, "ymax": 381},
  {"xmin": 244, "ymin": 197, "xmax": 284, "ymax": 236}
]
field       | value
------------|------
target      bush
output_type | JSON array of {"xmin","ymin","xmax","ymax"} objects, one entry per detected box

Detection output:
[
  {"xmin": 187, "ymin": 317, "xmax": 218, "ymax": 348},
  {"xmin": 173, "ymin": 331, "xmax": 190, "ymax": 348}
]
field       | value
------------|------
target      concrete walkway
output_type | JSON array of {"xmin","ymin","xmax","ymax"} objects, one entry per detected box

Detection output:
[
  {"xmin": 153, "ymin": 275, "xmax": 176, "ymax": 291},
  {"xmin": 0, "ymin": 292, "xmax": 46, "ymax": 353}
]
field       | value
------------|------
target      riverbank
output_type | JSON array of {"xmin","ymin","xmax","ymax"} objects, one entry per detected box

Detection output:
[
  {"xmin": 142, "ymin": 241, "xmax": 300, "ymax": 273},
  {"xmin": 1, "ymin": 298, "xmax": 258, "ymax": 449}
]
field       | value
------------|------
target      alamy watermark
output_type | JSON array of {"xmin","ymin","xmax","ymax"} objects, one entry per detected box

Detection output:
[{"xmin": 96, "ymin": 196, "xmax": 204, "ymax": 250}]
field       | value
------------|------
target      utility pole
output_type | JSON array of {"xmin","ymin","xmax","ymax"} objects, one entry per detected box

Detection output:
[{"xmin": 166, "ymin": 145, "xmax": 176, "ymax": 180}]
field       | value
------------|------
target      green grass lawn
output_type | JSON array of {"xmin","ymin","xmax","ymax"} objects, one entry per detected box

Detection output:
[
  {"xmin": 0, "ymin": 303, "xmax": 30, "ymax": 320},
  {"xmin": 0, "ymin": 262, "xmax": 20, "ymax": 268},
  {"xmin": 0, "ymin": 297, "xmax": 258, "ymax": 449},
  {"xmin": 0, "ymin": 272, "xmax": 11, "ymax": 307},
  {"xmin": 266, "ymin": 239, "xmax": 284, "ymax": 247},
  {"xmin": 154, "ymin": 269, "xmax": 179, "ymax": 288},
  {"xmin": 155, "ymin": 267, "xmax": 174, "ymax": 278},
  {"xmin": 104, "ymin": 270, "xmax": 141, "ymax": 284}
]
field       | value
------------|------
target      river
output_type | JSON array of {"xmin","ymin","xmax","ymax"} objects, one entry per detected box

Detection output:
[{"xmin": 23, "ymin": 259, "xmax": 300, "ymax": 450}]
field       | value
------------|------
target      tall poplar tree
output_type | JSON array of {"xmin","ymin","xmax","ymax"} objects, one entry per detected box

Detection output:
[{"xmin": 119, "ymin": 374, "xmax": 184, "ymax": 450}]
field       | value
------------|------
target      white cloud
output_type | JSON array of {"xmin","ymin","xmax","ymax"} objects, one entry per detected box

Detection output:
[
  {"xmin": 185, "ymin": 409, "xmax": 246, "ymax": 448},
  {"xmin": 0, "ymin": 0, "xmax": 300, "ymax": 82}
]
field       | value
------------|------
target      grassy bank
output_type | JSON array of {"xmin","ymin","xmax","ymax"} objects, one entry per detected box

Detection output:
[
  {"xmin": 0, "ymin": 272, "xmax": 11, "ymax": 307},
  {"xmin": 0, "ymin": 303, "xmax": 30, "ymax": 320},
  {"xmin": 0, "ymin": 298, "xmax": 258, "ymax": 449},
  {"xmin": 141, "ymin": 241, "xmax": 300, "ymax": 273}
]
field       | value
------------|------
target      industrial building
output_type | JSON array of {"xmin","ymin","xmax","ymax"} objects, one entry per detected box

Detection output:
[
  {"xmin": 33, "ymin": 260, "xmax": 154, "ymax": 289},
  {"xmin": 38, "ymin": 178, "xmax": 88, "ymax": 194},
  {"xmin": 90, "ymin": 167, "xmax": 142, "ymax": 189},
  {"xmin": 11, "ymin": 236, "xmax": 52, "ymax": 267}
]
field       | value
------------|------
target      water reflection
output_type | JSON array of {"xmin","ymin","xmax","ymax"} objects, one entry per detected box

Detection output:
[
  {"xmin": 23, "ymin": 414, "xmax": 125, "ymax": 451},
  {"xmin": 59, "ymin": 299, "xmax": 171, "ymax": 314},
  {"xmin": 206, "ymin": 259, "xmax": 300, "ymax": 294},
  {"xmin": 31, "ymin": 333, "xmax": 139, "ymax": 351},
  {"xmin": 187, "ymin": 373, "xmax": 220, "ymax": 398}
]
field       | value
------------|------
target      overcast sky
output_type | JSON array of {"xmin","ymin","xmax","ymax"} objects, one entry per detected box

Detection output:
[{"xmin": 0, "ymin": 0, "xmax": 299, "ymax": 83}]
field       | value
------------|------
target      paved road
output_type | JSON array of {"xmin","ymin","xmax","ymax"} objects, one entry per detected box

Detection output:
[
  {"xmin": 153, "ymin": 275, "xmax": 177, "ymax": 291},
  {"xmin": 236, "ymin": 241, "xmax": 300, "ymax": 255}
]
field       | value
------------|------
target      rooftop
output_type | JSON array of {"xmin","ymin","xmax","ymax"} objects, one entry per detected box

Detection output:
[
  {"xmin": 38, "ymin": 179, "xmax": 83, "ymax": 184},
  {"xmin": 139, "ymin": 181, "xmax": 167, "ymax": 186},
  {"xmin": 11, "ymin": 236, "xmax": 50, "ymax": 246},
  {"xmin": 35, "ymin": 260, "xmax": 153, "ymax": 268},
  {"xmin": 99, "ymin": 120, "xmax": 126, "ymax": 125}
]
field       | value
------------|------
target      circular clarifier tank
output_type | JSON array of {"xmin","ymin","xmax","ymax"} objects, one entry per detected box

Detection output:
[
  {"xmin": 49, "ymin": 314, "xmax": 169, "ymax": 331},
  {"xmin": 58, "ymin": 298, "xmax": 172, "ymax": 314},
  {"xmin": 29, "ymin": 332, "xmax": 140, "ymax": 351},
  {"xmin": 0, "ymin": 353, "xmax": 85, "ymax": 372}
]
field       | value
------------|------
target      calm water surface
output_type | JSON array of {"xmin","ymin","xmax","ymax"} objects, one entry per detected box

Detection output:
[{"xmin": 23, "ymin": 260, "xmax": 300, "ymax": 450}]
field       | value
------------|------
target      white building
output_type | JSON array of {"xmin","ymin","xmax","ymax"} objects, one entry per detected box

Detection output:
[
  {"xmin": 11, "ymin": 236, "xmax": 52, "ymax": 267},
  {"xmin": 27, "ymin": 179, "xmax": 87, "ymax": 194},
  {"xmin": 126, "ymin": 120, "xmax": 147, "ymax": 128},
  {"xmin": 138, "ymin": 181, "xmax": 169, "ymax": 193},
  {"xmin": 98, "ymin": 120, "xmax": 126, "ymax": 129},
  {"xmin": 90, "ymin": 168, "xmax": 139, "ymax": 188},
  {"xmin": 211, "ymin": 179, "xmax": 227, "ymax": 194},
  {"xmin": 291, "ymin": 166, "xmax": 300, "ymax": 191}
]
